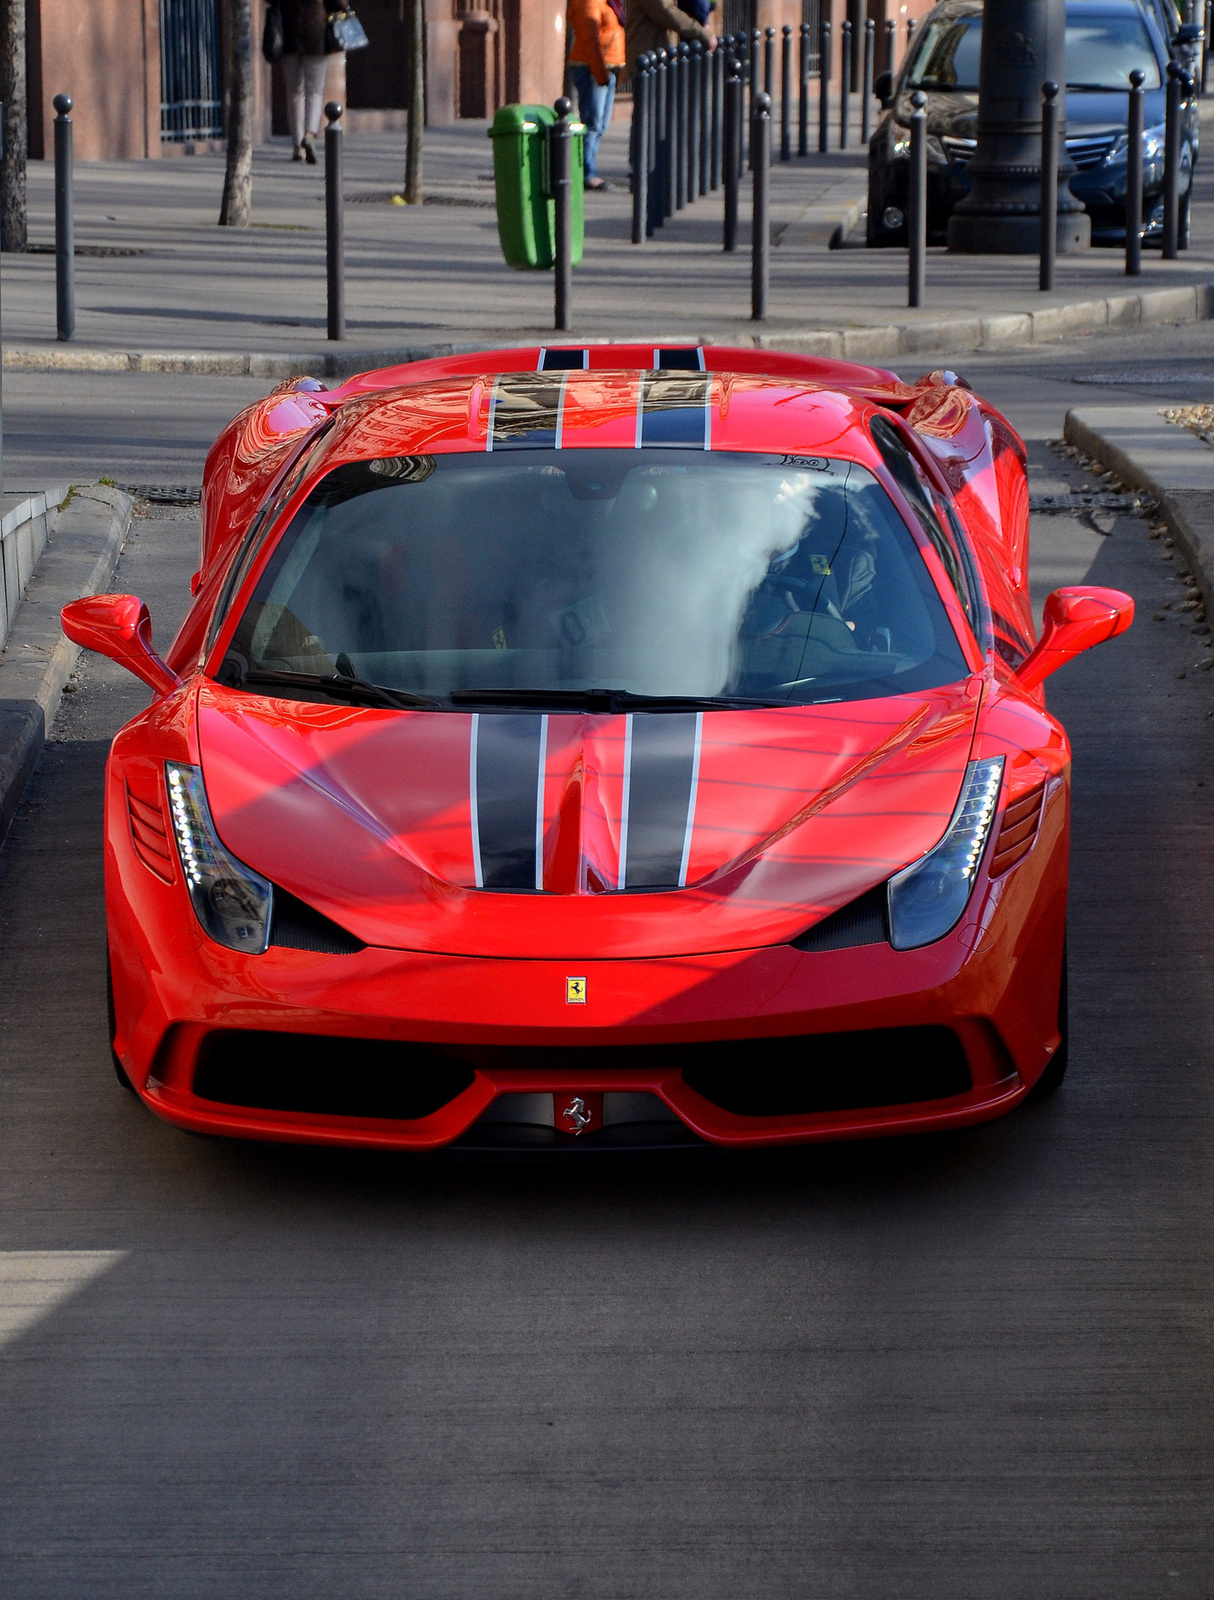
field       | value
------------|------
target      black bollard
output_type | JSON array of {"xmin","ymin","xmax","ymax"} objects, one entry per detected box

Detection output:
[
  {"xmin": 749, "ymin": 28, "xmax": 761, "ymax": 166},
  {"xmin": 1039, "ymin": 81, "xmax": 1059, "ymax": 291},
  {"xmin": 819, "ymin": 18, "xmax": 831, "ymax": 153},
  {"xmin": 552, "ymin": 96, "xmax": 573, "ymax": 331},
  {"xmin": 688, "ymin": 42, "xmax": 702, "ymax": 201},
  {"xmin": 840, "ymin": 19, "xmax": 852, "ymax": 149},
  {"xmin": 780, "ymin": 26, "xmax": 792, "ymax": 160},
  {"xmin": 711, "ymin": 41, "xmax": 723, "ymax": 189},
  {"xmin": 798, "ymin": 22, "xmax": 810, "ymax": 157},
  {"xmin": 752, "ymin": 90, "xmax": 771, "ymax": 320},
  {"xmin": 1204, "ymin": 0, "xmax": 1211, "ymax": 95},
  {"xmin": 1164, "ymin": 59, "xmax": 1183, "ymax": 259},
  {"xmin": 724, "ymin": 56, "xmax": 741, "ymax": 251},
  {"xmin": 677, "ymin": 44, "xmax": 690, "ymax": 208},
  {"xmin": 324, "ymin": 101, "xmax": 344, "ymax": 340},
  {"xmin": 664, "ymin": 49, "xmax": 677, "ymax": 218},
  {"xmin": 764, "ymin": 26, "xmax": 775, "ymax": 96},
  {"xmin": 53, "ymin": 94, "xmax": 74, "ymax": 343},
  {"xmin": 699, "ymin": 38, "xmax": 711, "ymax": 195},
  {"xmin": 1126, "ymin": 68, "xmax": 1144, "ymax": 275},
  {"xmin": 862, "ymin": 19, "xmax": 875, "ymax": 144},
  {"xmin": 885, "ymin": 16, "xmax": 896, "ymax": 78},
  {"xmin": 908, "ymin": 89, "xmax": 926, "ymax": 307},
  {"xmin": 632, "ymin": 56, "xmax": 649, "ymax": 244},
  {"xmin": 650, "ymin": 51, "xmax": 663, "ymax": 232},
  {"xmin": 906, "ymin": 16, "xmax": 916, "ymax": 54}
]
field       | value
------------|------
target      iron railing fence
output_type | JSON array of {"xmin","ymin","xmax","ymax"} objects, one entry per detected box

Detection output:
[{"xmin": 160, "ymin": 0, "xmax": 224, "ymax": 142}]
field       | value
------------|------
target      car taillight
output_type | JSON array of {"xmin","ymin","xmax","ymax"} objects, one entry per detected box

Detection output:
[
  {"xmin": 989, "ymin": 782, "xmax": 1045, "ymax": 878},
  {"xmin": 887, "ymin": 757, "xmax": 1003, "ymax": 951},
  {"xmin": 164, "ymin": 763, "xmax": 273, "ymax": 954}
]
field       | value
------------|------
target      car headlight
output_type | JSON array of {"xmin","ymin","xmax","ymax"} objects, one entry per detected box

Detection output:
[
  {"xmin": 1143, "ymin": 122, "xmax": 1166, "ymax": 161},
  {"xmin": 892, "ymin": 127, "xmax": 910, "ymax": 155},
  {"xmin": 886, "ymin": 757, "xmax": 1003, "ymax": 951},
  {"xmin": 165, "ymin": 763, "xmax": 272, "ymax": 953}
]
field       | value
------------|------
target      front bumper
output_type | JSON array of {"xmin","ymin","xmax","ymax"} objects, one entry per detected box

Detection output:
[{"xmin": 109, "ymin": 780, "xmax": 1068, "ymax": 1150}]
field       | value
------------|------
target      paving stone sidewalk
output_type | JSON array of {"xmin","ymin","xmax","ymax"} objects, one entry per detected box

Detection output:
[{"xmin": 2, "ymin": 117, "xmax": 1214, "ymax": 366}]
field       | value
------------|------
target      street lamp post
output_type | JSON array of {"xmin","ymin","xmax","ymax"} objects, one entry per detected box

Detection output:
[{"xmin": 948, "ymin": 0, "xmax": 1089, "ymax": 254}]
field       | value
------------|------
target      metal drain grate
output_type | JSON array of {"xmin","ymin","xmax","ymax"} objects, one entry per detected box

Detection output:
[
  {"xmin": 1030, "ymin": 491, "xmax": 1143, "ymax": 513},
  {"xmin": 122, "ymin": 484, "xmax": 202, "ymax": 506},
  {"xmin": 1073, "ymin": 371, "xmax": 1214, "ymax": 386}
]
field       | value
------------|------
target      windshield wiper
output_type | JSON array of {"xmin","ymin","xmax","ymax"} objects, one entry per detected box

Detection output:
[
  {"xmin": 236, "ymin": 668, "xmax": 442, "ymax": 710},
  {"xmin": 448, "ymin": 688, "xmax": 778, "ymax": 711}
]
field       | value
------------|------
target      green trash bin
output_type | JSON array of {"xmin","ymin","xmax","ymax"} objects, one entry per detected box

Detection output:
[{"xmin": 488, "ymin": 104, "xmax": 585, "ymax": 271}]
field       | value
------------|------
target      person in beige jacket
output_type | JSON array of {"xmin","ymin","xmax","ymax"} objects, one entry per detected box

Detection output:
[{"xmin": 625, "ymin": 0, "xmax": 714, "ymax": 78}]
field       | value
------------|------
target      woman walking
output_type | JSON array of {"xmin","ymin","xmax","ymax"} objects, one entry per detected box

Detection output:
[{"xmin": 279, "ymin": 0, "xmax": 344, "ymax": 163}]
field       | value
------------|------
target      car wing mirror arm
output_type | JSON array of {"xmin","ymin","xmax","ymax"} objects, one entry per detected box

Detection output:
[
  {"xmin": 61, "ymin": 594, "xmax": 182, "ymax": 699},
  {"xmin": 1015, "ymin": 585, "xmax": 1134, "ymax": 693}
]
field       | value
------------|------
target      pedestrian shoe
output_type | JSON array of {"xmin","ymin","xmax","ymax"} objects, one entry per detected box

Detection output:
[
  {"xmin": 584, "ymin": 177, "xmax": 611, "ymax": 191},
  {"xmin": 292, "ymin": 144, "xmax": 306, "ymax": 162},
  {"xmin": 303, "ymin": 136, "xmax": 317, "ymax": 166}
]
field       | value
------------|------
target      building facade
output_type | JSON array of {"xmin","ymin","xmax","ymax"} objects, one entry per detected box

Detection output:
[{"xmin": 20, "ymin": 0, "xmax": 936, "ymax": 159}]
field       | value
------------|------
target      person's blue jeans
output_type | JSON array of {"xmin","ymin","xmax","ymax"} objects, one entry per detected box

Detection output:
[{"xmin": 570, "ymin": 63, "xmax": 616, "ymax": 180}]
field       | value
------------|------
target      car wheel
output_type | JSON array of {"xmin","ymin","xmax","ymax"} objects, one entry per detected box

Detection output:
[
  {"xmin": 1029, "ymin": 940, "xmax": 1069, "ymax": 1098},
  {"xmin": 106, "ymin": 954, "xmax": 137, "ymax": 1093}
]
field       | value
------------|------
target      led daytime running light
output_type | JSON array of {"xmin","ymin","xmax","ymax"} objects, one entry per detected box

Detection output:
[
  {"xmin": 886, "ymin": 756, "xmax": 1004, "ymax": 951},
  {"xmin": 164, "ymin": 763, "xmax": 273, "ymax": 954}
]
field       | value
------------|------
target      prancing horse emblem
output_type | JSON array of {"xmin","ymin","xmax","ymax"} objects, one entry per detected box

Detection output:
[{"xmin": 562, "ymin": 1096, "xmax": 592, "ymax": 1135}]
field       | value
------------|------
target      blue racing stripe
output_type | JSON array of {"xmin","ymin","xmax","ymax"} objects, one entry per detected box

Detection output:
[{"xmin": 639, "ymin": 371, "xmax": 712, "ymax": 449}]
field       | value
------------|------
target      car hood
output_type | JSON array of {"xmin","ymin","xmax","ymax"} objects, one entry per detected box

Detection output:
[
  {"xmin": 890, "ymin": 88, "xmax": 1165, "ymax": 141},
  {"xmin": 196, "ymin": 678, "xmax": 983, "ymax": 959}
]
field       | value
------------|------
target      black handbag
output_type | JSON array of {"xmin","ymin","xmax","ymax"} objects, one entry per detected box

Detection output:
[
  {"xmin": 326, "ymin": 9, "xmax": 371, "ymax": 51},
  {"xmin": 261, "ymin": 2, "xmax": 285, "ymax": 62}
]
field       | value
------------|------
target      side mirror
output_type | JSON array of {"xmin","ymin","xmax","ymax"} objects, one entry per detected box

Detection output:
[
  {"xmin": 61, "ymin": 594, "xmax": 181, "ymax": 698},
  {"xmin": 874, "ymin": 69, "xmax": 894, "ymax": 108},
  {"xmin": 1016, "ymin": 586, "xmax": 1134, "ymax": 692}
]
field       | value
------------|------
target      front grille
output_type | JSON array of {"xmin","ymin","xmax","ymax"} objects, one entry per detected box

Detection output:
[
  {"xmin": 126, "ymin": 780, "xmax": 174, "ymax": 883},
  {"xmin": 792, "ymin": 885, "xmax": 888, "ymax": 952},
  {"xmin": 989, "ymin": 783, "xmax": 1045, "ymax": 877},
  {"xmin": 682, "ymin": 1027, "xmax": 971, "ymax": 1116},
  {"xmin": 940, "ymin": 133, "xmax": 1115, "ymax": 172},
  {"xmin": 941, "ymin": 136, "xmax": 976, "ymax": 166},
  {"xmin": 193, "ymin": 1031, "xmax": 475, "ymax": 1119},
  {"xmin": 1066, "ymin": 133, "xmax": 1118, "ymax": 170}
]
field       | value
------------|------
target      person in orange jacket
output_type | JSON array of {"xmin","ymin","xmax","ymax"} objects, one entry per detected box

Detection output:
[{"xmin": 568, "ymin": 0, "xmax": 627, "ymax": 189}]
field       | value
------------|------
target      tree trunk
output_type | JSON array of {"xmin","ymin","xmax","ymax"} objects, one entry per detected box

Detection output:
[
  {"xmin": 219, "ymin": 0, "xmax": 254, "ymax": 227},
  {"xmin": 0, "ymin": 0, "xmax": 27, "ymax": 252},
  {"xmin": 404, "ymin": 0, "xmax": 424, "ymax": 203}
]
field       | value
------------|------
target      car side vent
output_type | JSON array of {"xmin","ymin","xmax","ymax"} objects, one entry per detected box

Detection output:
[
  {"xmin": 270, "ymin": 889, "xmax": 365, "ymax": 954},
  {"xmin": 791, "ymin": 885, "xmax": 889, "ymax": 952},
  {"xmin": 989, "ymin": 783, "xmax": 1045, "ymax": 878},
  {"xmin": 126, "ymin": 780, "xmax": 174, "ymax": 883}
]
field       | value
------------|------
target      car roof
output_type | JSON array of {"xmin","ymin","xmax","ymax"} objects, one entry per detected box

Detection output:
[{"xmin": 311, "ymin": 370, "xmax": 893, "ymax": 475}]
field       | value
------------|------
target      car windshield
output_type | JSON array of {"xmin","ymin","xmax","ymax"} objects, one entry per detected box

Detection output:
[
  {"xmin": 907, "ymin": 11, "xmax": 1161, "ymax": 92},
  {"xmin": 218, "ymin": 449, "xmax": 970, "ymax": 710}
]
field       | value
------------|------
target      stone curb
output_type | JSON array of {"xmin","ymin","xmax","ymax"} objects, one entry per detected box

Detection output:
[
  {"xmin": 0, "ymin": 484, "xmax": 133, "ymax": 846},
  {"xmin": 2, "ymin": 281, "xmax": 1211, "ymax": 378},
  {"xmin": 1064, "ymin": 408, "xmax": 1214, "ymax": 622}
]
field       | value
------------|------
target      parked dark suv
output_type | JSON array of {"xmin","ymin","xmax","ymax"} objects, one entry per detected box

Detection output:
[{"xmin": 867, "ymin": 0, "xmax": 1196, "ymax": 248}]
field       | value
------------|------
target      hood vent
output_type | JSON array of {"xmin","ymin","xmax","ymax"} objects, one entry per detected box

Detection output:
[
  {"xmin": 269, "ymin": 889, "xmax": 365, "ymax": 954},
  {"xmin": 791, "ymin": 884, "xmax": 889, "ymax": 952}
]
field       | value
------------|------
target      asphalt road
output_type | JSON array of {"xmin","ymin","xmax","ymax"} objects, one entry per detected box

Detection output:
[{"xmin": 0, "ymin": 327, "xmax": 1212, "ymax": 1598}]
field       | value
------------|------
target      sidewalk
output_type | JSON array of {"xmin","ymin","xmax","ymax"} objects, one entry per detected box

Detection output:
[{"xmin": 2, "ymin": 118, "xmax": 1213, "ymax": 371}]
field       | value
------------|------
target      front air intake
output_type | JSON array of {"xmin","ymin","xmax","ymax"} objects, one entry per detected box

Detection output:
[
  {"xmin": 682, "ymin": 1027, "xmax": 971, "ymax": 1115},
  {"xmin": 193, "ymin": 1032, "xmax": 475, "ymax": 1119},
  {"xmin": 791, "ymin": 885, "xmax": 889, "ymax": 952}
]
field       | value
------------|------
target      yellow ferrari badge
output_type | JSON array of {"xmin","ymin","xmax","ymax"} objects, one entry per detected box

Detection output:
[{"xmin": 566, "ymin": 976, "xmax": 587, "ymax": 1004}]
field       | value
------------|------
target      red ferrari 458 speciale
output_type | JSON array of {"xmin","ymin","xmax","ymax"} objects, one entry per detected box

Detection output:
[{"xmin": 63, "ymin": 344, "xmax": 1132, "ymax": 1152}]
